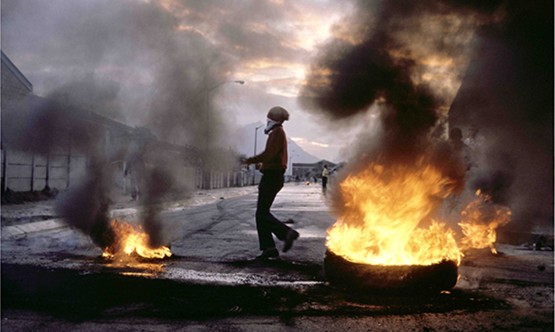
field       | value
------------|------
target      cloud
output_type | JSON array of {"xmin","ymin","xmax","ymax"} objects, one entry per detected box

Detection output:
[
  {"xmin": 292, "ymin": 137, "xmax": 329, "ymax": 148},
  {"xmin": 2, "ymin": 0, "xmax": 350, "ymax": 162}
]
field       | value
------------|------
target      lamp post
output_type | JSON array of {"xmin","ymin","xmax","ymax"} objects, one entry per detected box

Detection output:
[
  {"xmin": 252, "ymin": 124, "xmax": 263, "ymax": 185},
  {"xmin": 205, "ymin": 80, "xmax": 245, "ymax": 146},
  {"xmin": 203, "ymin": 79, "xmax": 245, "ymax": 189},
  {"xmin": 208, "ymin": 80, "xmax": 245, "ymax": 93},
  {"xmin": 288, "ymin": 153, "xmax": 298, "ymax": 177}
]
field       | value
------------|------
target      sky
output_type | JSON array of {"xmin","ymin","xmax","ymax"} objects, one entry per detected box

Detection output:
[
  {"xmin": 1, "ymin": 0, "xmax": 359, "ymax": 162},
  {"xmin": 0, "ymin": 0, "xmax": 497, "ymax": 163}
]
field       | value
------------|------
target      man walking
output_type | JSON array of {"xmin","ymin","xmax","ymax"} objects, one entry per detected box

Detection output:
[{"xmin": 242, "ymin": 106, "xmax": 300, "ymax": 260}]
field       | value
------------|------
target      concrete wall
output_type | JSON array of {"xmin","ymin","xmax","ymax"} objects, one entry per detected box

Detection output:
[
  {"xmin": 1, "ymin": 53, "xmax": 248, "ymax": 196},
  {"xmin": 204, "ymin": 170, "xmax": 248, "ymax": 190},
  {"xmin": 1, "ymin": 138, "xmax": 247, "ymax": 195},
  {"xmin": 1, "ymin": 148, "xmax": 86, "ymax": 192}
]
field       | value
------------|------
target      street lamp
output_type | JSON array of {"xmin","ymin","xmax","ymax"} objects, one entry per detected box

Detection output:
[
  {"xmin": 254, "ymin": 125, "xmax": 263, "ymax": 156},
  {"xmin": 252, "ymin": 124, "xmax": 263, "ymax": 185},
  {"xmin": 203, "ymin": 79, "xmax": 245, "ymax": 189},
  {"xmin": 208, "ymin": 80, "xmax": 245, "ymax": 93},
  {"xmin": 205, "ymin": 80, "xmax": 245, "ymax": 140},
  {"xmin": 288, "ymin": 153, "xmax": 299, "ymax": 177}
]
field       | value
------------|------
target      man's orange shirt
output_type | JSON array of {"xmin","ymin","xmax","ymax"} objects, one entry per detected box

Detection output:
[{"xmin": 246, "ymin": 125, "xmax": 288, "ymax": 171}]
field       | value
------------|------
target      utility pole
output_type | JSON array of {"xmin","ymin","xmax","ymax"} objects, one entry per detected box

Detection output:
[{"xmin": 252, "ymin": 124, "xmax": 262, "ymax": 185}]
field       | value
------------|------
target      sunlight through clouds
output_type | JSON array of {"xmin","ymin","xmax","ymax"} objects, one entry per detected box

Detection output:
[{"xmin": 2, "ymin": 0, "xmax": 354, "ymax": 162}]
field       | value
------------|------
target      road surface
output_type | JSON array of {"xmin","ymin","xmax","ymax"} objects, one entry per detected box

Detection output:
[{"xmin": 1, "ymin": 183, "xmax": 553, "ymax": 331}]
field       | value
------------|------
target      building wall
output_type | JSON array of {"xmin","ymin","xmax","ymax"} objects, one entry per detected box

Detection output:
[
  {"xmin": 1, "ymin": 53, "xmax": 248, "ymax": 196},
  {"xmin": 1, "ymin": 135, "xmax": 88, "ymax": 192},
  {"xmin": 1, "ymin": 69, "xmax": 29, "ymax": 99},
  {"xmin": 1, "ymin": 52, "xmax": 32, "ymax": 100}
]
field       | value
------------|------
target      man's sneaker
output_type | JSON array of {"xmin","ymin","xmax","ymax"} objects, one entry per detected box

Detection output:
[
  {"xmin": 283, "ymin": 229, "xmax": 300, "ymax": 253},
  {"xmin": 256, "ymin": 248, "xmax": 280, "ymax": 261}
]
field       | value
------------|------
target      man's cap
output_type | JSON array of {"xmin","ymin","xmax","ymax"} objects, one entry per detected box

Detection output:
[{"xmin": 267, "ymin": 106, "xmax": 290, "ymax": 123}]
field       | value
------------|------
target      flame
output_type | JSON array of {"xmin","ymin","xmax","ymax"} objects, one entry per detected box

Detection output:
[
  {"xmin": 326, "ymin": 158, "xmax": 513, "ymax": 266},
  {"xmin": 458, "ymin": 190, "xmax": 512, "ymax": 254},
  {"xmin": 327, "ymin": 158, "xmax": 463, "ymax": 266},
  {"xmin": 102, "ymin": 219, "xmax": 172, "ymax": 259}
]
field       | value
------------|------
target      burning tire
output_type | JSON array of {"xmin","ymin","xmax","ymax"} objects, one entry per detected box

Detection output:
[{"xmin": 324, "ymin": 250, "xmax": 458, "ymax": 293}]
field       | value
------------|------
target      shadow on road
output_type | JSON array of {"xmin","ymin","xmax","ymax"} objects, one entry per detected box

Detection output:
[{"xmin": 2, "ymin": 262, "xmax": 508, "ymax": 322}]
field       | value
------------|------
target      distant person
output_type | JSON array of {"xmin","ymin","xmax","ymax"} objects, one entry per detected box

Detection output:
[
  {"xmin": 321, "ymin": 164, "xmax": 329, "ymax": 192},
  {"xmin": 449, "ymin": 127, "xmax": 473, "ymax": 171},
  {"xmin": 449, "ymin": 127, "xmax": 464, "ymax": 151},
  {"xmin": 124, "ymin": 142, "xmax": 146, "ymax": 201},
  {"xmin": 242, "ymin": 106, "xmax": 300, "ymax": 260}
]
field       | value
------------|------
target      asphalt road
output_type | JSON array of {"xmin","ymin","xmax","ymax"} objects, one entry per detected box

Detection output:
[{"xmin": 1, "ymin": 183, "xmax": 553, "ymax": 331}]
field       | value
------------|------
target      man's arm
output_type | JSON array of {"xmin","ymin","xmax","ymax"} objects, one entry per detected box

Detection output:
[{"xmin": 244, "ymin": 129, "xmax": 283, "ymax": 164}]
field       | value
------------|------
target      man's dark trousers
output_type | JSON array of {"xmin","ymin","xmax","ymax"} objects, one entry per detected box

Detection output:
[{"xmin": 255, "ymin": 170, "xmax": 290, "ymax": 250}]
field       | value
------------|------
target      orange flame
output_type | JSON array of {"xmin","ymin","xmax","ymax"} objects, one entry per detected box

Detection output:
[
  {"xmin": 327, "ymin": 158, "xmax": 463, "ymax": 266},
  {"xmin": 102, "ymin": 219, "xmax": 172, "ymax": 259},
  {"xmin": 458, "ymin": 190, "xmax": 511, "ymax": 254},
  {"xmin": 326, "ymin": 157, "xmax": 513, "ymax": 266}
]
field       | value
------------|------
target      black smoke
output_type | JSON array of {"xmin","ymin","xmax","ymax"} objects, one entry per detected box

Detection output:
[
  {"xmin": 55, "ymin": 155, "xmax": 115, "ymax": 249},
  {"xmin": 2, "ymin": 95, "xmax": 118, "ymax": 249},
  {"xmin": 301, "ymin": 0, "xmax": 489, "ymax": 162},
  {"xmin": 1, "ymin": 0, "xmax": 238, "ymax": 250},
  {"xmin": 299, "ymin": 0, "xmax": 488, "ymax": 192},
  {"xmin": 301, "ymin": 0, "xmax": 553, "ymax": 233},
  {"xmin": 449, "ymin": 1, "xmax": 553, "ymax": 232}
]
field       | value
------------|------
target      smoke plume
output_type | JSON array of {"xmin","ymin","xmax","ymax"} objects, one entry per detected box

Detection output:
[
  {"xmin": 449, "ymin": 1, "xmax": 553, "ymax": 232},
  {"xmin": 300, "ymin": 0, "xmax": 552, "ymax": 233},
  {"xmin": 2, "ymin": 0, "xmax": 241, "ymax": 250},
  {"xmin": 300, "ymin": 0, "xmax": 495, "ymax": 158},
  {"xmin": 55, "ymin": 155, "xmax": 115, "ymax": 249}
]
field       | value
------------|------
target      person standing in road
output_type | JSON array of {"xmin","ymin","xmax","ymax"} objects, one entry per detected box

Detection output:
[
  {"xmin": 242, "ymin": 106, "xmax": 300, "ymax": 260},
  {"xmin": 321, "ymin": 164, "xmax": 329, "ymax": 193},
  {"xmin": 124, "ymin": 141, "xmax": 146, "ymax": 201}
]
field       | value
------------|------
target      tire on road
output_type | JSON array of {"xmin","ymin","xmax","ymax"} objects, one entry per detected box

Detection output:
[{"xmin": 324, "ymin": 250, "xmax": 458, "ymax": 293}]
